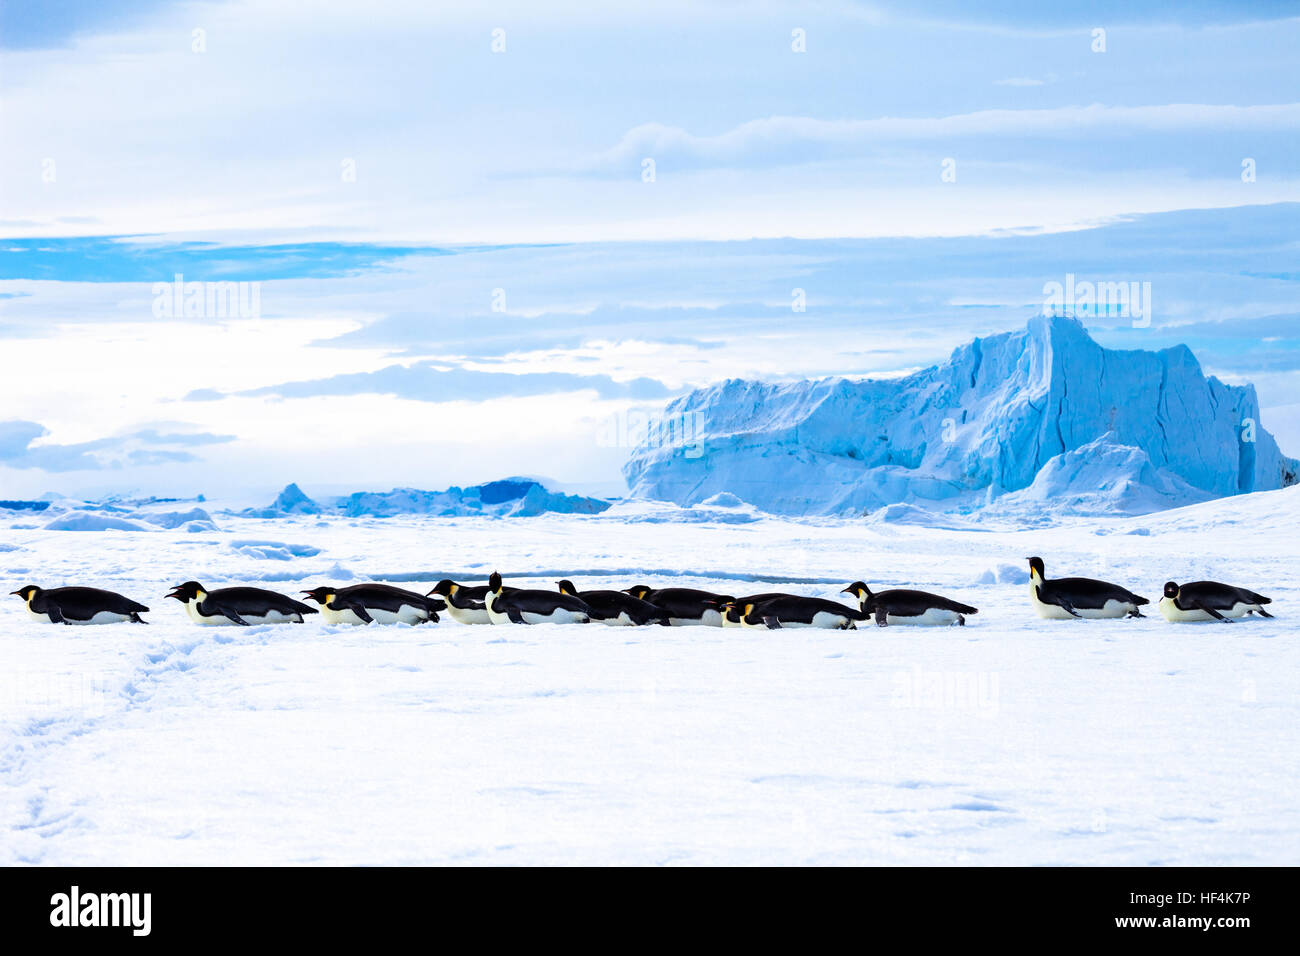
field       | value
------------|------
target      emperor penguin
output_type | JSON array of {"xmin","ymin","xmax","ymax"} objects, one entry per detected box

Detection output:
[
  {"xmin": 11, "ymin": 585, "xmax": 149, "ymax": 624},
  {"xmin": 842, "ymin": 582, "xmax": 978, "ymax": 627},
  {"xmin": 555, "ymin": 580, "xmax": 669, "ymax": 626},
  {"xmin": 301, "ymin": 584, "xmax": 442, "ymax": 625},
  {"xmin": 1159, "ymin": 581, "xmax": 1274, "ymax": 623},
  {"xmin": 166, "ymin": 581, "xmax": 317, "ymax": 626},
  {"xmin": 622, "ymin": 586, "xmax": 732, "ymax": 627},
  {"xmin": 484, "ymin": 572, "xmax": 591, "ymax": 625},
  {"xmin": 1026, "ymin": 558, "xmax": 1149, "ymax": 620},
  {"xmin": 427, "ymin": 579, "xmax": 515, "ymax": 625},
  {"xmin": 723, "ymin": 595, "xmax": 866, "ymax": 630},
  {"xmin": 721, "ymin": 593, "xmax": 795, "ymax": 627}
]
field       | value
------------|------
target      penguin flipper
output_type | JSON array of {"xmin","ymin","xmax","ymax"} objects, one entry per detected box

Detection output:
[
  {"xmin": 221, "ymin": 608, "xmax": 251, "ymax": 626},
  {"xmin": 507, "ymin": 608, "xmax": 528, "ymax": 624},
  {"xmin": 343, "ymin": 600, "xmax": 374, "ymax": 624},
  {"xmin": 1052, "ymin": 594, "xmax": 1083, "ymax": 618},
  {"xmin": 762, "ymin": 616, "xmax": 782, "ymax": 629},
  {"xmin": 875, "ymin": 607, "xmax": 888, "ymax": 627},
  {"xmin": 47, "ymin": 604, "xmax": 66, "ymax": 624},
  {"xmin": 1194, "ymin": 601, "xmax": 1233, "ymax": 623}
]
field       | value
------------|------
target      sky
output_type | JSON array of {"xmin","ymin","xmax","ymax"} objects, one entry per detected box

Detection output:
[{"xmin": 1, "ymin": 1, "xmax": 1298, "ymax": 500}]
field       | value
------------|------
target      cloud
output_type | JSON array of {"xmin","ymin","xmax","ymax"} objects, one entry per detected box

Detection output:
[
  {"xmin": 0, "ymin": 420, "xmax": 235, "ymax": 472},
  {"xmin": 580, "ymin": 103, "xmax": 1300, "ymax": 174},
  {"xmin": 0, "ymin": 0, "xmax": 186, "ymax": 50},
  {"xmin": 193, "ymin": 364, "xmax": 675, "ymax": 404},
  {"xmin": 869, "ymin": 0, "xmax": 1299, "ymax": 30}
]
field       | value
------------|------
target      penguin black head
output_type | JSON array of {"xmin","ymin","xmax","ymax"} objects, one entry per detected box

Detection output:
[
  {"xmin": 488, "ymin": 571, "xmax": 503, "ymax": 594},
  {"xmin": 842, "ymin": 581, "xmax": 872, "ymax": 599},
  {"xmin": 301, "ymin": 587, "xmax": 333, "ymax": 605},
  {"xmin": 1163, "ymin": 582, "xmax": 1179, "ymax": 598},
  {"xmin": 166, "ymin": 581, "xmax": 205, "ymax": 602},
  {"xmin": 428, "ymin": 579, "xmax": 457, "ymax": 598},
  {"xmin": 10, "ymin": 585, "xmax": 39, "ymax": 601},
  {"xmin": 624, "ymin": 584, "xmax": 651, "ymax": 600},
  {"xmin": 556, "ymin": 580, "xmax": 577, "ymax": 595},
  {"xmin": 1027, "ymin": 557, "xmax": 1045, "ymax": 579}
]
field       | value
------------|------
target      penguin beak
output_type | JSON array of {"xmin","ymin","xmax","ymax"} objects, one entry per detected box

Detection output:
[
  {"xmin": 9, "ymin": 590, "xmax": 22, "ymax": 597},
  {"xmin": 165, "ymin": 588, "xmax": 182, "ymax": 601},
  {"xmin": 840, "ymin": 586, "xmax": 852, "ymax": 594}
]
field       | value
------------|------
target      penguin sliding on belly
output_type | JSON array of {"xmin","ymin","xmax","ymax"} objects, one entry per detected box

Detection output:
[
  {"xmin": 11, "ymin": 585, "xmax": 149, "ymax": 624},
  {"xmin": 841, "ymin": 582, "xmax": 978, "ymax": 627},
  {"xmin": 1159, "ymin": 581, "xmax": 1274, "ymax": 623},
  {"xmin": 724, "ymin": 596, "xmax": 866, "ymax": 630},
  {"xmin": 623, "ymin": 586, "xmax": 732, "ymax": 627},
  {"xmin": 721, "ymin": 593, "xmax": 794, "ymax": 627},
  {"xmin": 1027, "ymin": 557, "xmax": 1148, "ymax": 620},
  {"xmin": 166, "ymin": 581, "xmax": 317, "ymax": 626},
  {"xmin": 485, "ymin": 572, "xmax": 591, "ymax": 625},
  {"xmin": 555, "ymin": 580, "xmax": 669, "ymax": 626},
  {"xmin": 301, "ymin": 584, "xmax": 443, "ymax": 625},
  {"xmin": 427, "ymin": 580, "xmax": 516, "ymax": 625}
]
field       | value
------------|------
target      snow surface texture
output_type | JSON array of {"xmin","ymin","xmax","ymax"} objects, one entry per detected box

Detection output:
[
  {"xmin": 625, "ymin": 316, "xmax": 1299, "ymax": 517},
  {"xmin": 2, "ymin": 486, "xmax": 1297, "ymax": 865}
]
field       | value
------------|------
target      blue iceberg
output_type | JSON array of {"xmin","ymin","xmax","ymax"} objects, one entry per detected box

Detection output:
[{"xmin": 624, "ymin": 316, "xmax": 1298, "ymax": 516}]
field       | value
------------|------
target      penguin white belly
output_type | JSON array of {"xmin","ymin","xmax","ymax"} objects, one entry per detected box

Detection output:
[
  {"xmin": 324, "ymin": 603, "xmax": 428, "ymax": 625},
  {"xmin": 812, "ymin": 610, "xmax": 854, "ymax": 629},
  {"xmin": 1158, "ymin": 597, "xmax": 1253, "ymax": 622},
  {"xmin": 597, "ymin": 611, "xmax": 636, "ymax": 626},
  {"xmin": 521, "ymin": 608, "xmax": 588, "ymax": 625},
  {"xmin": 72, "ymin": 610, "xmax": 133, "ymax": 626},
  {"xmin": 184, "ymin": 601, "xmax": 297, "ymax": 625},
  {"xmin": 1077, "ymin": 600, "xmax": 1135, "ymax": 619},
  {"xmin": 31, "ymin": 607, "xmax": 130, "ymax": 625},
  {"xmin": 244, "ymin": 611, "xmax": 298, "ymax": 624},
  {"xmin": 447, "ymin": 605, "xmax": 492, "ymax": 625},
  {"xmin": 886, "ymin": 607, "xmax": 961, "ymax": 626},
  {"xmin": 669, "ymin": 610, "xmax": 722, "ymax": 627},
  {"xmin": 319, "ymin": 604, "xmax": 368, "ymax": 625},
  {"xmin": 385, "ymin": 604, "xmax": 431, "ymax": 625},
  {"xmin": 484, "ymin": 599, "xmax": 512, "ymax": 625},
  {"xmin": 773, "ymin": 611, "xmax": 853, "ymax": 629},
  {"xmin": 184, "ymin": 601, "xmax": 230, "ymax": 626}
]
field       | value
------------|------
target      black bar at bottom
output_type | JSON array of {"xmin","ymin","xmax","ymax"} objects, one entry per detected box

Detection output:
[{"xmin": 0, "ymin": 866, "xmax": 1289, "ymax": 944}]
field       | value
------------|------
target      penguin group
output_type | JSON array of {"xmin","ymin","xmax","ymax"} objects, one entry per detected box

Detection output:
[
  {"xmin": 1026, "ymin": 557, "xmax": 1274, "ymax": 624},
  {"xmin": 7, "ymin": 559, "xmax": 1276, "ymax": 627}
]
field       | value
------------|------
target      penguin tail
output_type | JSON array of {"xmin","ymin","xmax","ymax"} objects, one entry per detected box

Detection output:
[{"xmin": 1133, "ymin": 595, "xmax": 1150, "ymax": 605}]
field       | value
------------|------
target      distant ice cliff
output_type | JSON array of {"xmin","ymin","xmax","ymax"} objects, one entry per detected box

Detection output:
[{"xmin": 624, "ymin": 316, "xmax": 1299, "ymax": 516}]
